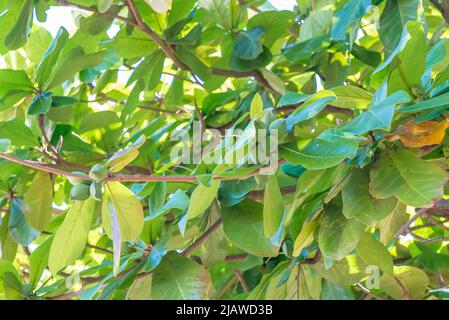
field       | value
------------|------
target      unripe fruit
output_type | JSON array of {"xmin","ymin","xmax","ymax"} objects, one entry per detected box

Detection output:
[
  {"xmin": 89, "ymin": 164, "xmax": 109, "ymax": 182},
  {"xmin": 89, "ymin": 182, "xmax": 103, "ymax": 201},
  {"xmin": 67, "ymin": 171, "xmax": 89, "ymax": 185},
  {"xmin": 70, "ymin": 183, "xmax": 90, "ymax": 201}
]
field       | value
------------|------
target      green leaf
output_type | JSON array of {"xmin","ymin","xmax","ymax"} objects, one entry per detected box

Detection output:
[
  {"xmin": 280, "ymin": 129, "xmax": 359, "ymax": 170},
  {"xmin": 0, "ymin": 213, "xmax": 17, "ymax": 261},
  {"xmin": 0, "ymin": 69, "xmax": 34, "ymax": 98},
  {"xmin": 312, "ymin": 255, "xmax": 367, "ymax": 286},
  {"xmin": 263, "ymin": 175, "xmax": 284, "ymax": 238},
  {"xmin": 319, "ymin": 199, "xmax": 365, "ymax": 261},
  {"xmin": 222, "ymin": 199, "xmax": 280, "ymax": 257},
  {"xmin": 321, "ymin": 280, "xmax": 355, "ymax": 300},
  {"xmin": 370, "ymin": 149, "xmax": 448, "ymax": 207},
  {"xmin": 380, "ymin": 266, "xmax": 429, "ymax": 300},
  {"xmin": 8, "ymin": 198, "xmax": 38, "ymax": 246},
  {"xmin": 186, "ymin": 181, "xmax": 220, "ymax": 221},
  {"xmin": 342, "ymin": 167, "xmax": 398, "ymax": 226},
  {"xmin": 49, "ymin": 198, "xmax": 96, "ymax": 275},
  {"xmin": 341, "ymin": 91, "xmax": 410, "ymax": 135},
  {"xmin": 23, "ymin": 172, "xmax": 53, "ymax": 231},
  {"xmin": 300, "ymin": 9, "xmax": 332, "ymax": 41},
  {"xmin": 285, "ymin": 90, "xmax": 336, "ymax": 132},
  {"xmin": 429, "ymin": 287, "xmax": 449, "ymax": 299},
  {"xmin": 4, "ymin": 0, "xmax": 33, "ymax": 50},
  {"xmin": 126, "ymin": 274, "xmax": 152, "ymax": 300},
  {"xmin": 102, "ymin": 182, "xmax": 144, "ymax": 241},
  {"xmin": 247, "ymin": 11, "xmax": 294, "ymax": 47},
  {"xmin": 0, "ymin": 118, "xmax": 37, "ymax": 148},
  {"xmin": 229, "ymin": 46, "xmax": 272, "ymax": 72},
  {"xmin": 356, "ymin": 232, "xmax": 393, "ymax": 274},
  {"xmin": 105, "ymin": 135, "xmax": 146, "ymax": 173},
  {"xmin": 36, "ymin": 27, "xmax": 70, "ymax": 87},
  {"xmin": 46, "ymin": 48, "xmax": 107, "ymax": 89},
  {"xmin": 379, "ymin": 201, "xmax": 407, "ymax": 244},
  {"xmin": 198, "ymin": 0, "xmax": 235, "ymax": 31},
  {"xmin": 148, "ymin": 181, "xmax": 166, "ymax": 215},
  {"xmin": 373, "ymin": 21, "xmax": 424, "ymax": 87},
  {"xmin": 28, "ymin": 92, "xmax": 53, "ymax": 115},
  {"xmin": 330, "ymin": 85, "xmax": 373, "ymax": 109},
  {"xmin": 379, "ymin": 0, "xmax": 419, "ymax": 55},
  {"xmin": 151, "ymin": 253, "xmax": 211, "ymax": 299},
  {"xmin": 331, "ymin": 0, "xmax": 371, "ymax": 40},
  {"xmin": 232, "ymin": 27, "xmax": 264, "ymax": 60},
  {"xmin": 29, "ymin": 236, "xmax": 53, "ymax": 288},
  {"xmin": 113, "ymin": 28, "xmax": 156, "ymax": 59},
  {"xmin": 282, "ymin": 36, "xmax": 330, "ymax": 64},
  {"xmin": 398, "ymin": 91, "xmax": 449, "ymax": 113},
  {"xmin": 98, "ymin": 0, "xmax": 114, "ymax": 13},
  {"xmin": 146, "ymin": 189, "xmax": 189, "ymax": 220}
]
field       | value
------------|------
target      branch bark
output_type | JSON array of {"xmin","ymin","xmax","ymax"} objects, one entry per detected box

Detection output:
[{"xmin": 430, "ymin": 0, "xmax": 449, "ymax": 24}]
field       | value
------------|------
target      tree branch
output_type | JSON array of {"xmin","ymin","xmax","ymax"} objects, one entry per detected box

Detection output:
[
  {"xmin": 125, "ymin": 0, "xmax": 280, "ymax": 94},
  {"xmin": 430, "ymin": 0, "xmax": 449, "ymax": 24},
  {"xmin": 0, "ymin": 152, "xmax": 284, "ymax": 183},
  {"xmin": 56, "ymin": 0, "xmax": 135, "ymax": 25},
  {"xmin": 181, "ymin": 218, "xmax": 222, "ymax": 256}
]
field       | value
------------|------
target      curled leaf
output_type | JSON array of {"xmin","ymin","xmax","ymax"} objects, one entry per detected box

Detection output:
[{"xmin": 387, "ymin": 119, "xmax": 449, "ymax": 148}]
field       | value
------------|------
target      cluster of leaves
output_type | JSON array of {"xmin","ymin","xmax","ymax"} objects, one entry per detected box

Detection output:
[{"xmin": 0, "ymin": 0, "xmax": 449, "ymax": 300}]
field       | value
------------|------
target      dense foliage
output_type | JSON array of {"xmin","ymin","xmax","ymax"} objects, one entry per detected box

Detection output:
[{"xmin": 0, "ymin": 0, "xmax": 449, "ymax": 300}]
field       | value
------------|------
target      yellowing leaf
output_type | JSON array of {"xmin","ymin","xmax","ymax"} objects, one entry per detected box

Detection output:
[
  {"xmin": 49, "ymin": 198, "xmax": 95, "ymax": 275},
  {"xmin": 23, "ymin": 171, "xmax": 53, "ymax": 231},
  {"xmin": 102, "ymin": 182, "xmax": 144, "ymax": 241},
  {"xmin": 380, "ymin": 266, "xmax": 429, "ymax": 300},
  {"xmin": 105, "ymin": 135, "xmax": 146, "ymax": 172},
  {"xmin": 250, "ymin": 93, "xmax": 263, "ymax": 120},
  {"xmin": 387, "ymin": 119, "xmax": 449, "ymax": 148},
  {"xmin": 293, "ymin": 214, "xmax": 320, "ymax": 257},
  {"xmin": 186, "ymin": 181, "xmax": 220, "ymax": 221}
]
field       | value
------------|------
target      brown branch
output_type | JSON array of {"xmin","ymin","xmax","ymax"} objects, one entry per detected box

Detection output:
[
  {"xmin": 0, "ymin": 152, "xmax": 284, "ymax": 183},
  {"xmin": 181, "ymin": 218, "xmax": 222, "ymax": 256},
  {"xmin": 248, "ymin": 185, "xmax": 296, "ymax": 200},
  {"xmin": 193, "ymin": 99, "xmax": 206, "ymax": 134},
  {"xmin": 233, "ymin": 268, "xmax": 249, "ymax": 292},
  {"xmin": 37, "ymin": 115, "xmax": 91, "ymax": 172},
  {"xmin": 430, "ymin": 0, "xmax": 449, "ymax": 24},
  {"xmin": 0, "ymin": 153, "xmax": 92, "ymax": 180},
  {"xmin": 56, "ymin": 0, "xmax": 135, "ymax": 25},
  {"xmin": 302, "ymin": 249, "xmax": 321, "ymax": 265},
  {"xmin": 126, "ymin": 0, "xmax": 190, "ymax": 70},
  {"xmin": 125, "ymin": 0, "xmax": 279, "ymax": 94}
]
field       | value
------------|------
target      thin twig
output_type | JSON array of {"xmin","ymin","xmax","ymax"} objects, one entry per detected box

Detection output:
[
  {"xmin": 233, "ymin": 268, "xmax": 249, "ymax": 292},
  {"xmin": 181, "ymin": 218, "xmax": 222, "ymax": 256},
  {"xmin": 0, "ymin": 152, "xmax": 284, "ymax": 183},
  {"xmin": 57, "ymin": 0, "xmax": 135, "ymax": 25}
]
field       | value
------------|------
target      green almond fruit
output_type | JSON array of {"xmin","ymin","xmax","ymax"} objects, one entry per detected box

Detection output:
[
  {"xmin": 89, "ymin": 164, "xmax": 109, "ymax": 182},
  {"xmin": 70, "ymin": 183, "xmax": 91, "ymax": 201}
]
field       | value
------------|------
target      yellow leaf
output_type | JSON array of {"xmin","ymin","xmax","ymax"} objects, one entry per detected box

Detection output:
[
  {"xmin": 292, "ymin": 214, "xmax": 320, "ymax": 257},
  {"xmin": 250, "ymin": 93, "xmax": 263, "ymax": 120},
  {"xmin": 387, "ymin": 119, "xmax": 449, "ymax": 148}
]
